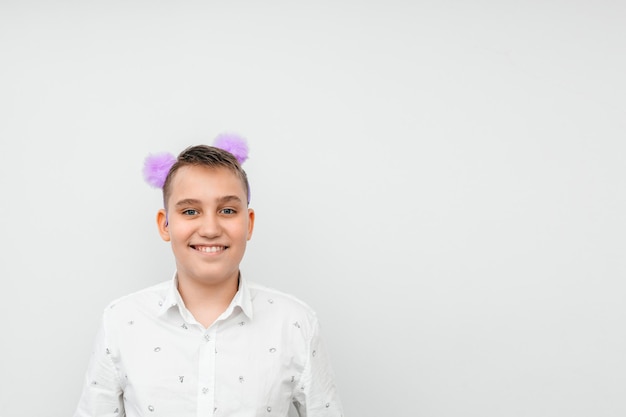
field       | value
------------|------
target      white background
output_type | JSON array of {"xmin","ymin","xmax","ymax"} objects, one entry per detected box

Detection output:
[{"xmin": 1, "ymin": 1, "xmax": 625, "ymax": 416}]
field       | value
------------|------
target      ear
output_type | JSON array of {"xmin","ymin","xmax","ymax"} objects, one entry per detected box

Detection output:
[
  {"xmin": 246, "ymin": 208, "xmax": 255, "ymax": 241},
  {"xmin": 157, "ymin": 209, "xmax": 170, "ymax": 242}
]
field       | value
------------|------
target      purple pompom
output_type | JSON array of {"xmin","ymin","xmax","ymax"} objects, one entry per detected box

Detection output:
[
  {"xmin": 213, "ymin": 133, "xmax": 249, "ymax": 164},
  {"xmin": 143, "ymin": 152, "xmax": 176, "ymax": 188}
]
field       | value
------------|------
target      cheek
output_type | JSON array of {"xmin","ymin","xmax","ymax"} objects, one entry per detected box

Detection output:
[
  {"xmin": 168, "ymin": 223, "xmax": 193, "ymax": 241},
  {"xmin": 232, "ymin": 223, "xmax": 250, "ymax": 240}
]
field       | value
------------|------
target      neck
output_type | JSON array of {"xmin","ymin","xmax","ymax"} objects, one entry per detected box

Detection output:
[{"xmin": 177, "ymin": 272, "xmax": 240, "ymax": 328}]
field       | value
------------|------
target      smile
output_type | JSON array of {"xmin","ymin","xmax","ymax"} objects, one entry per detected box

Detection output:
[{"xmin": 191, "ymin": 245, "xmax": 227, "ymax": 253}]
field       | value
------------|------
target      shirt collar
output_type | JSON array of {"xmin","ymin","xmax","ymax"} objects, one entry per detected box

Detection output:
[
  {"xmin": 157, "ymin": 272, "xmax": 254, "ymax": 320},
  {"xmin": 157, "ymin": 273, "xmax": 185, "ymax": 318},
  {"xmin": 234, "ymin": 274, "xmax": 254, "ymax": 319}
]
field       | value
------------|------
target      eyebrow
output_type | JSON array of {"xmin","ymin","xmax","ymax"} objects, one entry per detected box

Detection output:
[
  {"xmin": 174, "ymin": 198, "xmax": 202, "ymax": 208},
  {"xmin": 174, "ymin": 195, "xmax": 243, "ymax": 207},
  {"xmin": 217, "ymin": 195, "xmax": 243, "ymax": 204}
]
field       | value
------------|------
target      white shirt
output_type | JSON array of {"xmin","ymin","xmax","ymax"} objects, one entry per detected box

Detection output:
[{"xmin": 74, "ymin": 276, "xmax": 343, "ymax": 417}]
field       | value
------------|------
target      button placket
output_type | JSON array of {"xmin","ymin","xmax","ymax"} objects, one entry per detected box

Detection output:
[{"xmin": 197, "ymin": 328, "xmax": 217, "ymax": 416}]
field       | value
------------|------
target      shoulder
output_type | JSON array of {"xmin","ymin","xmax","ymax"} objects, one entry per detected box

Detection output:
[
  {"xmin": 246, "ymin": 281, "xmax": 320, "ymax": 329},
  {"xmin": 101, "ymin": 280, "xmax": 170, "ymax": 320},
  {"xmin": 248, "ymin": 281, "xmax": 316, "ymax": 313}
]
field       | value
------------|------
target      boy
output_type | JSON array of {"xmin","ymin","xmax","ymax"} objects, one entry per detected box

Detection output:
[{"xmin": 74, "ymin": 141, "xmax": 343, "ymax": 417}]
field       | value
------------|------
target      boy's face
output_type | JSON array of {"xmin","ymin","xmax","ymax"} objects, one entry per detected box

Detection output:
[{"xmin": 157, "ymin": 165, "xmax": 254, "ymax": 288}]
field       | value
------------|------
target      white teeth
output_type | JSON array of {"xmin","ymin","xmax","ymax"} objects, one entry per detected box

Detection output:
[{"xmin": 196, "ymin": 246, "xmax": 224, "ymax": 253}]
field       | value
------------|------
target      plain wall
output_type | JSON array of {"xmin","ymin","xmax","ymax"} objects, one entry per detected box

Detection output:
[{"xmin": 1, "ymin": 1, "xmax": 625, "ymax": 416}]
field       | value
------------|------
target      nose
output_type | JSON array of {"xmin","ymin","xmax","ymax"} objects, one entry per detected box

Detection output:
[{"xmin": 198, "ymin": 212, "xmax": 221, "ymax": 238}]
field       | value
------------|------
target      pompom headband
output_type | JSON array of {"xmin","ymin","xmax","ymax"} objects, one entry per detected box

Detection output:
[
  {"xmin": 143, "ymin": 152, "xmax": 177, "ymax": 189},
  {"xmin": 142, "ymin": 132, "xmax": 249, "ymax": 189}
]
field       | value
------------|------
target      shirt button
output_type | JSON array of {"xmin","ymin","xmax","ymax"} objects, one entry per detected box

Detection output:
[{"xmin": 204, "ymin": 334, "xmax": 211, "ymax": 342}]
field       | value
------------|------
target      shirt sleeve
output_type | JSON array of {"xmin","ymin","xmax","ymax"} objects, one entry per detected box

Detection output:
[
  {"xmin": 74, "ymin": 314, "xmax": 125, "ymax": 417},
  {"xmin": 292, "ymin": 317, "xmax": 344, "ymax": 417}
]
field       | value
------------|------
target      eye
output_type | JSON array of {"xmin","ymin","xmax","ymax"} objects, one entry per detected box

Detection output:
[
  {"xmin": 220, "ymin": 208, "xmax": 237, "ymax": 215},
  {"xmin": 182, "ymin": 209, "xmax": 199, "ymax": 216}
]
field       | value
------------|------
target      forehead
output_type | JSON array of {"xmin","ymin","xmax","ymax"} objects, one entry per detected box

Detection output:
[{"xmin": 168, "ymin": 165, "xmax": 246, "ymax": 202}]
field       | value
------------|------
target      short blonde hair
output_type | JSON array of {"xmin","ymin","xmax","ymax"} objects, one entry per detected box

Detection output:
[{"xmin": 162, "ymin": 145, "xmax": 250, "ymax": 209}]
